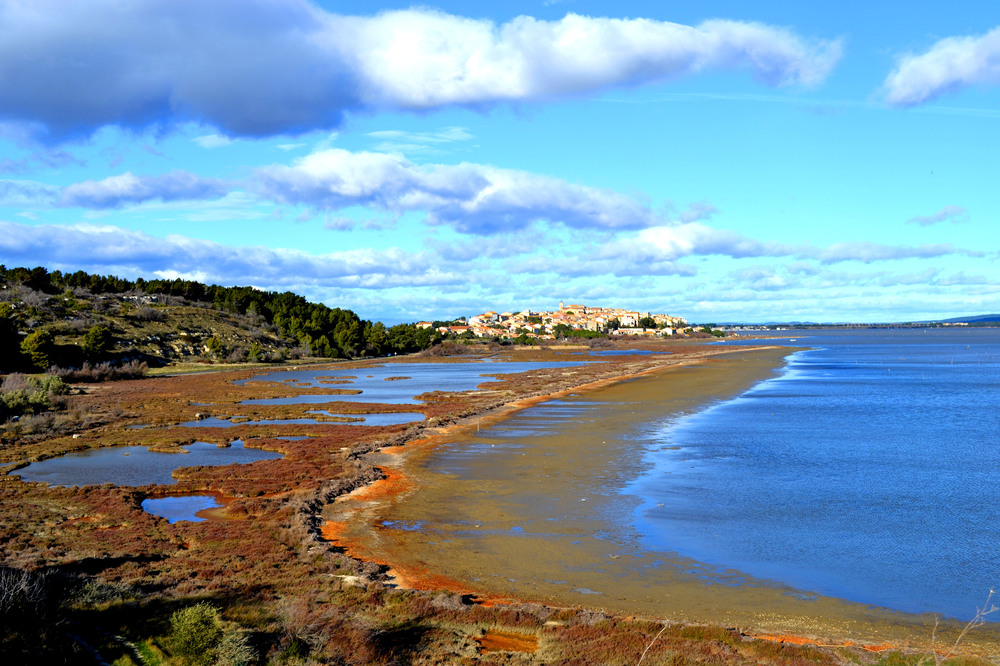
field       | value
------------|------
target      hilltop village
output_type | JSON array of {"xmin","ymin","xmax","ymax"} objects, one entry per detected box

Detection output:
[{"xmin": 419, "ymin": 302, "xmax": 688, "ymax": 341}]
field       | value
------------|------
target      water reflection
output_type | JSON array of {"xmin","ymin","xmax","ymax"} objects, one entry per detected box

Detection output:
[
  {"xmin": 142, "ymin": 494, "xmax": 221, "ymax": 523},
  {"xmin": 178, "ymin": 412, "xmax": 424, "ymax": 427},
  {"xmin": 238, "ymin": 360, "xmax": 585, "ymax": 405},
  {"xmin": 17, "ymin": 440, "xmax": 282, "ymax": 487}
]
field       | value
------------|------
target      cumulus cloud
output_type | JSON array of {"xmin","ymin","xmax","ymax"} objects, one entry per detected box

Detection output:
[
  {"xmin": 60, "ymin": 171, "xmax": 229, "ymax": 208},
  {"xmin": 593, "ymin": 222, "xmax": 980, "ymax": 268},
  {"xmin": 884, "ymin": 27, "xmax": 1000, "ymax": 106},
  {"xmin": 0, "ymin": 1, "xmax": 842, "ymax": 140},
  {"xmin": 345, "ymin": 11, "xmax": 841, "ymax": 105},
  {"xmin": 0, "ymin": 220, "xmax": 458, "ymax": 290},
  {"xmin": 253, "ymin": 148, "xmax": 661, "ymax": 233},
  {"xmin": 600, "ymin": 222, "xmax": 796, "ymax": 263},
  {"xmin": 906, "ymin": 204, "xmax": 968, "ymax": 226}
]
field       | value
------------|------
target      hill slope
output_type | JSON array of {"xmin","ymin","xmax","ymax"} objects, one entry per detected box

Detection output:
[{"xmin": 0, "ymin": 265, "xmax": 442, "ymax": 372}]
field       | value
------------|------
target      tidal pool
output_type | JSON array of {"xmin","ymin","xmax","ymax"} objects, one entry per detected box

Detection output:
[
  {"xmin": 16, "ymin": 440, "xmax": 282, "ymax": 487},
  {"xmin": 179, "ymin": 412, "xmax": 424, "ymax": 427},
  {"xmin": 238, "ymin": 360, "xmax": 585, "ymax": 405},
  {"xmin": 142, "ymin": 494, "xmax": 222, "ymax": 522}
]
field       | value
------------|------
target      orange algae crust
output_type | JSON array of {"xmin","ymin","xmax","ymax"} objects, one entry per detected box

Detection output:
[
  {"xmin": 752, "ymin": 633, "xmax": 897, "ymax": 653},
  {"xmin": 477, "ymin": 630, "xmax": 539, "ymax": 654}
]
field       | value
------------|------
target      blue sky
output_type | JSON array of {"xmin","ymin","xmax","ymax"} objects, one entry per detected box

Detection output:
[{"xmin": 1, "ymin": 0, "xmax": 999, "ymax": 324}]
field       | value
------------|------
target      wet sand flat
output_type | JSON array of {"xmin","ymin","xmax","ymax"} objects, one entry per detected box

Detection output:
[{"xmin": 328, "ymin": 347, "xmax": 1000, "ymax": 650}]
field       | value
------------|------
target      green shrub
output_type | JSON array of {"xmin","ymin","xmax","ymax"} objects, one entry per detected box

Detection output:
[
  {"xmin": 20, "ymin": 330, "xmax": 54, "ymax": 371},
  {"xmin": 82, "ymin": 324, "xmax": 113, "ymax": 358},
  {"xmin": 31, "ymin": 374, "xmax": 69, "ymax": 395},
  {"xmin": 169, "ymin": 602, "xmax": 223, "ymax": 664}
]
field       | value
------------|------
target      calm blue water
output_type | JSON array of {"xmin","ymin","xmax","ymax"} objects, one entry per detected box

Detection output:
[
  {"xmin": 17, "ymin": 440, "xmax": 282, "ymax": 487},
  {"xmin": 178, "ymin": 412, "xmax": 423, "ymax": 427},
  {"xmin": 237, "ymin": 360, "xmax": 585, "ymax": 405},
  {"xmin": 627, "ymin": 328, "xmax": 1000, "ymax": 619},
  {"xmin": 142, "ymin": 494, "xmax": 222, "ymax": 522}
]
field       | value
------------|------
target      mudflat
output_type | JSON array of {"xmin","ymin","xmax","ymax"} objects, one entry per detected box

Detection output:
[{"xmin": 328, "ymin": 347, "xmax": 1000, "ymax": 651}]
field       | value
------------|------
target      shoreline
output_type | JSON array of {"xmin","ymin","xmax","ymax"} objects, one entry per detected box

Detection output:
[
  {"xmin": 323, "ymin": 345, "xmax": 791, "ymax": 589},
  {"xmin": 322, "ymin": 345, "xmax": 1000, "ymax": 653}
]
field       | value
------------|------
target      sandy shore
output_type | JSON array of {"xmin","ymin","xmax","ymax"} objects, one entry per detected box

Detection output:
[{"xmin": 324, "ymin": 347, "xmax": 1000, "ymax": 653}]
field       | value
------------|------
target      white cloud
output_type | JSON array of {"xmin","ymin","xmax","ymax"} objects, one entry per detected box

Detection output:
[
  {"xmin": 0, "ymin": 1, "xmax": 842, "ymax": 140},
  {"xmin": 884, "ymin": 26, "xmax": 1000, "ymax": 106},
  {"xmin": 194, "ymin": 134, "xmax": 233, "ymax": 149},
  {"xmin": 906, "ymin": 204, "xmax": 968, "ymax": 226},
  {"xmin": 60, "ymin": 171, "xmax": 229, "ymax": 208},
  {"xmin": 600, "ymin": 222, "xmax": 795, "ymax": 262},
  {"xmin": 253, "ymin": 148, "xmax": 661, "ymax": 234},
  {"xmin": 346, "ymin": 12, "xmax": 841, "ymax": 107},
  {"xmin": 0, "ymin": 220, "xmax": 459, "ymax": 290},
  {"xmin": 367, "ymin": 126, "xmax": 473, "ymax": 154},
  {"xmin": 592, "ymin": 222, "xmax": 981, "ymax": 268}
]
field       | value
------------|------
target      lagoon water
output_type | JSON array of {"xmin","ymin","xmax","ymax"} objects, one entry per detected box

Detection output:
[
  {"xmin": 17, "ymin": 440, "xmax": 282, "ymax": 487},
  {"xmin": 237, "ymin": 360, "xmax": 585, "ymax": 405},
  {"xmin": 142, "ymin": 494, "xmax": 222, "ymax": 523},
  {"xmin": 628, "ymin": 328, "xmax": 1000, "ymax": 619},
  {"xmin": 179, "ymin": 412, "xmax": 424, "ymax": 427},
  {"xmin": 408, "ymin": 329, "xmax": 1000, "ymax": 621}
]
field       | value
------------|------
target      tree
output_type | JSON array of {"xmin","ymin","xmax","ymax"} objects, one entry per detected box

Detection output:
[
  {"xmin": 20, "ymin": 330, "xmax": 54, "ymax": 371},
  {"xmin": 512, "ymin": 332, "xmax": 537, "ymax": 345},
  {"xmin": 365, "ymin": 321, "xmax": 388, "ymax": 356},
  {"xmin": 81, "ymin": 324, "xmax": 113, "ymax": 359}
]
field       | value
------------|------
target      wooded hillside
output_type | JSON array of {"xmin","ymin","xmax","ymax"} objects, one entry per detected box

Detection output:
[{"xmin": 0, "ymin": 265, "xmax": 444, "ymax": 373}]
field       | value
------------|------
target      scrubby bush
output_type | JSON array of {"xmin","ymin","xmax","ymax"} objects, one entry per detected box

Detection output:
[
  {"xmin": 213, "ymin": 630, "xmax": 257, "ymax": 666},
  {"xmin": 49, "ymin": 360, "xmax": 148, "ymax": 383},
  {"xmin": 133, "ymin": 305, "xmax": 164, "ymax": 322},
  {"xmin": 0, "ymin": 373, "xmax": 70, "ymax": 421},
  {"xmin": 169, "ymin": 602, "xmax": 223, "ymax": 665}
]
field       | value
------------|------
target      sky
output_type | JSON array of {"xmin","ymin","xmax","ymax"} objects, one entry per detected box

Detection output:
[{"xmin": 1, "ymin": 0, "xmax": 999, "ymax": 324}]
